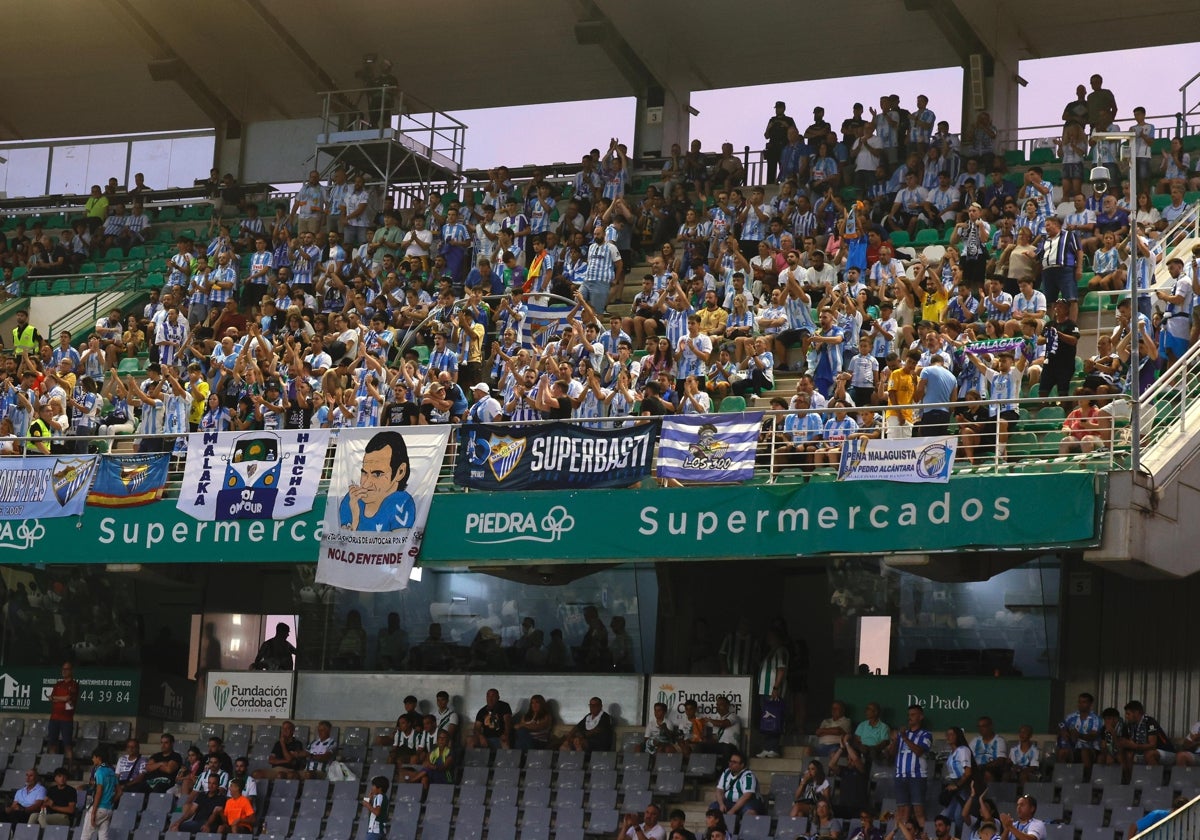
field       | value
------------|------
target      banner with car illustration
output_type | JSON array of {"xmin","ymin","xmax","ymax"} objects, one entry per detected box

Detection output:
[{"xmin": 176, "ymin": 430, "xmax": 330, "ymax": 521}]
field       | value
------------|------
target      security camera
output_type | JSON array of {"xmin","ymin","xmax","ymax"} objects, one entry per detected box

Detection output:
[{"xmin": 1089, "ymin": 165, "xmax": 1111, "ymax": 195}]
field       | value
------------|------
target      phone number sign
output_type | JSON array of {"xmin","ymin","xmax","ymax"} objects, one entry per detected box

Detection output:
[{"xmin": 0, "ymin": 668, "xmax": 140, "ymax": 716}]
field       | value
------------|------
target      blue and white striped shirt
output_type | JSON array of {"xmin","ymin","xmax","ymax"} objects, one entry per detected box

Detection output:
[
  {"xmin": 583, "ymin": 242, "xmax": 621, "ymax": 287},
  {"xmin": 208, "ymin": 265, "xmax": 237, "ymax": 305},
  {"xmin": 894, "ymin": 727, "xmax": 932, "ymax": 778}
]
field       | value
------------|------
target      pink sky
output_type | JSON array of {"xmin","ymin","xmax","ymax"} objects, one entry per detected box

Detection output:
[{"xmin": 450, "ymin": 40, "xmax": 1200, "ymax": 171}]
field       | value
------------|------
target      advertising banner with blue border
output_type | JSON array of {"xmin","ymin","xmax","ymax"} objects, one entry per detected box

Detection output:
[
  {"xmin": 177, "ymin": 429, "xmax": 330, "ymax": 521},
  {"xmin": 838, "ymin": 436, "xmax": 957, "ymax": 483},
  {"xmin": 454, "ymin": 422, "xmax": 656, "ymax": 490},
  {"xmin": 0, "ymin": 456, "xmax": 97, "ymax": 519}
]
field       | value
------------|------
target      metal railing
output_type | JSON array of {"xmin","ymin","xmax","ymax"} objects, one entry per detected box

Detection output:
[
  {"xmin": 1091, "ymin": 198, "xmax": 1200, "ymax": 338},
  {"xmin": 7, "ymin": 393, "xmax": 1126, "ymax": 495},
  {"xmin": 45, "ymin": 270, "xmax": 145, "ymax": 339},
  {"xmin": 316, "ymin": 86, "xmax": 467, "ymax": 175},
  {"xmin": 1136, "ymin": 333, "xmax": 1200, "ymax": 485},
  {"xmin": 995, "ymin": 114, "xmax": 1200, "ymax": 160},
  {"xmin": 1133, "ymin": 793, "xmax": 1200, "ymax": 839}
]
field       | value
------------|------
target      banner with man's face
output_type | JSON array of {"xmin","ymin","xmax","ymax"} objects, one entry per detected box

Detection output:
[{"xmin": 316, "ymin": 427, "xmax": 451, "ymax": 592}]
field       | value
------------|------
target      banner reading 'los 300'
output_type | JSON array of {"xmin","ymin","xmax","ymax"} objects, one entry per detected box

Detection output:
[
  {"xmin": 316, "ymin": 426, "xmax": 450, "ymax": 592},
  {"xmin": 176, "ymin": 430, "xmax": 330, "ymax": 521}
]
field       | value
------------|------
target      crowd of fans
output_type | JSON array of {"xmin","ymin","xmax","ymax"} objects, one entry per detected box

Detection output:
[{"xmin": 0, "ymin": 78, "xmax": 1196, "ymax": 468}]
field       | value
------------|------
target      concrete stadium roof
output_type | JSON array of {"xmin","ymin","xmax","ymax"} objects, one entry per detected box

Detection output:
[{"xmin": 2, "ymin": 0, "xmax": 1197, "ymax": 141}]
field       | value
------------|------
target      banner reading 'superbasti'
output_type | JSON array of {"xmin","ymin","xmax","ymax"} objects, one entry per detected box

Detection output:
[{"xmin": 316, "ymin": 427, "xmax": 450, "ymax": 591}]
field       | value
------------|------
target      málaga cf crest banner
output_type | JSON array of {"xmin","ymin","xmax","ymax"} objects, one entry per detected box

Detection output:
[
  {"xmin": 316, "ymin": 426, "xmax": 450, "ymax": 592},
  {"xmin": 453, "ymin": 422, "xmax": 656, "ymax": 490},
  {"xmin": 0, "ymin": 456, "xmax": 97, "ymax": 519}
]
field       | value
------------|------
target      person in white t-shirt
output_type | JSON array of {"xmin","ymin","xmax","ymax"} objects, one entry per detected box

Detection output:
[{"xmin": 618, "ymin": 804, "xmax": 666, "ymax": 840}]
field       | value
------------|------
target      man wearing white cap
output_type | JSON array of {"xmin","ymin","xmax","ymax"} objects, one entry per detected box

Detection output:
[{"xmin": 467, "ymin": 382, "xmax": 501, "ymax": 423}]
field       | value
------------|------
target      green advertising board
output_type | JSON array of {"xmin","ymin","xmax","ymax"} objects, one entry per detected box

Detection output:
[
  {"xmin": 0, "ymin": 506, "xmax": 323, "ymax": 564},
  {"xmin": 0, "ymin": 667, "xmax": 139, "ymax": 716},
  {"xmin": 834, "ymin": 675, "xmax": 1057, "ymax": 732},
  {"xmin": 7, "ymin": 472, "xmax": 1100, "ymax": 565},
  {"xmin": 420, "ymin": 472, "xmax": 1101, "ymax": 564}
]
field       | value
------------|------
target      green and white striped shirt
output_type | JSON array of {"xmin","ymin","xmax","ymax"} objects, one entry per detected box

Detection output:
[
  {"xmin": 756, "ymin": 645, "xmax": 789, "ymax": 696},
  {"xmin": 717, "ymin": 768, "xmax": 758, "ymax": 805}
]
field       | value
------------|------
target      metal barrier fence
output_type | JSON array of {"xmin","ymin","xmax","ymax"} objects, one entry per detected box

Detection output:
[
  {"xmin": 8, "ymin": 392, "xmax": 1127, "ymax": 496},
  {"xmin": 1133, "ymin": 793, "xmax": 1200, "ymax": 839}
]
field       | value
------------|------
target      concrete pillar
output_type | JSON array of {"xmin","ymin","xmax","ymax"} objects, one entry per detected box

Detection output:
[
  {"xmin": 213, "ymin": 120, "xmax": 244, "ymax": 180},
  {"xmin": 961, "ymin": 50, "xmax": 1020, "ymax": 145},
  {"xmin": 633, "ymin": 85, "xmax": 691, "ymax": 160}
]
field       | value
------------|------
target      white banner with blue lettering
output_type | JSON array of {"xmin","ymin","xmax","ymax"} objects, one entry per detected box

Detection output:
[
  {"xmin": 316, "ymin": 426, "xmax": 451, "ymax": 592},
  {"xmin": 837, "ymin": 436, "xmax": 957, "ymax": 483},
  {"xmin": 176, "ymin": 430, "xmax": 331, "ymax": 521},
  {"xmin": 0, "ymin": 456, "xmax": 98, "ymax": 519}
]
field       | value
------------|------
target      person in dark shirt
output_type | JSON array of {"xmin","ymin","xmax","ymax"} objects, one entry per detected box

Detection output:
[
  {"xmin": 37, "ymin": 768, "xmax": 77, "ymax": 827},
  {"xmin": 471, "ymin": 689, "xmax": 514, "ymax": 749},
  {"xmin": 564, "ymin": 697, "xmax": 615, "ymax": 754},
  {"xmin": 172, "ymin": 773, "xmax": 226, "ymax": 833},
  {"xmin": 253, "ymin": 720, "xmax": 306, "ymax": 781},
  {"xmin": 126, "ymin": 734, "xmax": 182, "ymax": 793},
  {"xmin": 1039, "ymin": 299, "xmax": 1079, "ymax": 398}
]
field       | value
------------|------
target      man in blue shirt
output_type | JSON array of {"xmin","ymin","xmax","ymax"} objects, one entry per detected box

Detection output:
[
  {"xmin": 339, "ymin": 430, "xmax": 416, "ymax": 532},
  {"xmin": 914, "ymin": 354, "xmax": 956, "ymax": 436},
  {"xmin": 83, "ymin": 747, "xmax": 117, "ymax": 840},
  {"xmin": 1126, "ymin": 797, "xmax": 1184, "ymax": 838}
]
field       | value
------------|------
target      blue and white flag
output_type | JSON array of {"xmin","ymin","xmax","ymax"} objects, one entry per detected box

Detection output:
[
  {"xmin": 0, "ymin": 456, "xmax": 98, "ymax": 519},
  {"xmin": 837, "ymin": 436, "xmax": 956, "ymax": 483},
  {"xmin": 657, "ymin": 413, "xmax": 763, "ymax": 483},
  {"xmin": 525, "ymin": 296, "xmax": 572, "ymax": 348}
]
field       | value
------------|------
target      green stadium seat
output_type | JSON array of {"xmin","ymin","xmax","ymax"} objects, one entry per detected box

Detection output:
[
  {"xmin": 1028, "ymin": 147, "xmax": 1057, "ymax": 165},
  {"xmin": 179, "ymin": 228, "xmax": 197, "ymax": 240},
  {"xmin": 1004, "ymin": 149, "xmax": 1026, "ymax": 166},
  {"xmin": 1006, "ymin": 431, "xmax": 1040, "ymax": 458},
  {"xmin": 1183, "ymin": 135, "xmax": 1200, "ymax": 153},
  {"xmin": 414, "ymin": 345, "xmax": 430, "ymax": 364},
  {"xmin": 101, "ymin": 261, "xmax": 122, "ymax": 273},
  {"xmin": 103, "ymin": 247, "xmax": 124, "ymax": 260},
  {"xmin": 181, "ymin": 204, "xmax": 210, "ymax": 221},
  {"xmin": 889, "ymin": 231, "xmax": 912, "ymax": 247},
  {"xmin": 1037, "ymin": 405, "xmax": 1066, "ymax": 426},
  {"xmin": 1150, "ymin": 137, "xmax": 1171, "ymax": 154},
  {"xmin": 79, "ymin": 262, "xmax": 99, "ymax": 275},
  {"xmin": 12, "ymin": 266, "xmax": 27, "ymax": 280},
  {"xmin": 117, "ymin": 358, "xmax": 142, "ymax": 375},
  {"xmin": 719, "ymin": 396, "xmax": 747, "ymax": 413},
  {"xmin": 1152, "ymin": 194, "xmax": 1171, "ymax": 210},
  {"xmin": 914, "ymin": 229, "xmax": 940, "ymax": 245},
  {"xmin": 126, "ymin": 246, "xmax": 147, "ymax": 259},
  {"xmin": 147, "ymin": 258, "xmax": 168, "ymax": 273},
  {"xmin": 1186, "ymin": 191, "xmax": 1200, "ymax": 204},
  {"xmin": 145, "ymin": 272, "xmax": 165, "ymax": 289}
]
